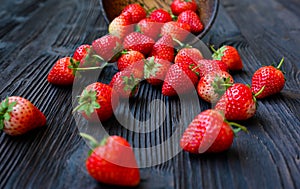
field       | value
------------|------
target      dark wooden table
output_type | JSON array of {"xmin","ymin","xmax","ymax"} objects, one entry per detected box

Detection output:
[{"xmin": 0, "ymin": 0, "xmax": 299, "ymax": 188}]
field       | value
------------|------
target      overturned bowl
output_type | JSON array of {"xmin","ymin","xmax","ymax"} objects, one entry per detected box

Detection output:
[{"xmin": 100, "ymin": 0, "xmax": 219, "ymax": 39}]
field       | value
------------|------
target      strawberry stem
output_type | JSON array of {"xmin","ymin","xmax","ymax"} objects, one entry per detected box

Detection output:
[
  {"xmin": 276, "ymin": 57, "xmax": 284, "ymax": 69},
  {"xmin": 210, "ymin": 45, "xmax": 218, "ymax": 54},
  {"xmin": 254, "ymin": 86, "xmax": 265, "ymax": 97},
  {"xmin": 80, "ymin": 133, "xmax": 99, "ymax": 148},
  {"xmin": 173, "ymin": 38, "xmax": 185, "ymax": 47},
  {"xmin": 72, "ymin": 62, "xmax": 108, "ymax": 71},
  {"xmin": 227, "ymin": 121, "xmax": 248, "ymax": 133}
]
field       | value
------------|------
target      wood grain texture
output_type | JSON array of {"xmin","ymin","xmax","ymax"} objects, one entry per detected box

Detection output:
[{"xmin": 0, "ymin": 0, "xmax": 299, "ymax": 189}]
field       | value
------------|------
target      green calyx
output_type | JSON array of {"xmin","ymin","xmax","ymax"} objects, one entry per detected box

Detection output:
[
  {"xmin": 73, "ymin": 89, "xmax": 100, "ymax": 117},
  {"xmin": 0, "ymin": 97, "xmax": 17, "ymax": 130},
  {"xmin": 122, "ymin": 74, "xmax": 140, "ymax": 92},
  {"xmin": 144, "ymin": 56, "xmax": 162, "ymax": 79},
  {"xmin": 211, "ymin": 45, "xmax": 226, "ymax": 60},
  {"xmin": 212, "ymin": 76, "xmax": 233, "ymax": 95}
]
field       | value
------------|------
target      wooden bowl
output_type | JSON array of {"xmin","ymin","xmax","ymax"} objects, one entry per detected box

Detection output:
[{"xmin": 99, "ymin": 0, "xmax": 219, "ymax": 39}]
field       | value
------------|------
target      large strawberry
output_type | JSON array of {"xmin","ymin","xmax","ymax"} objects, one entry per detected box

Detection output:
[
  {"xmin": 144, "ymin": 56, "xmax": 172, "ymax": 86},
  {"xmin": 162, "ymin": 63, "xmax": 198, "ymax": 96},
  {"xmin": 149, "ymin": 9, "xmax": 173, "ymax": 23},
  {"xmin": 211, "ymin": 45, "xmax": 243, "ymax": 71},
  {"xmin": 74, "ymin": 82, "xmax": 118, "ymax": 122},
  {"xmin": 197, "ymin": 59, "xmax": 229, "ymax": 77},
  {"xmin": 197, "ymin": 71, "xmax": 234, "ymax": 103},
  {"xmin": 121, "ymin": 3, "xmax": 146, "ymax": 24},
  {"xmin": 251, "ymin": 58, "xmax": 285, "ymax": 99},
  {"xmin": 117, "ymin": 50, "xmax": 145, "ymax": 72},
  {"xmin": 92, "ymin": 35, "xmax": 122, "ymax": 62},
  {"xmin": 150, "ymin": 34, "xmax": 175, "ymax": 62},
  {"xmin": 170, "ymin": 0, "xmax": 198, "ymax": 16},
  {"xmin": 123, "ymin": 32, "xmax": 155, "ymax": 56},
  {"xmin": 161, "ymin": 21, "xmax": 191, "ymax": 44},
  {"xmin": 81, "ymin": 133, "xmax": 140, "ymax": 186},
  {"xmin": 0, "ymin": 96, "xmax": 46, "ymax": 136},
  {"xmin": 215, "ymin": 83, "xmax": 263, "ymax": 121},
  {"xmin": 177, "ymin": 10, "xmax": 204, "ymax": 33},
  {"xmin": 47, "ymin": 57, "xmax": 77, "ymax": 86},
  {"xmin": 180, "ymin": 109, "xmax": 247, "ymax": 154},
  {"xmin": 108, "ymin": 13, "xmax": 133, "ymax": 40},
  {"xmin": 137, "ymin": 18, "xmax": 162, "ymax": 40},
  {"xmin": 73, "ymin": 44, "xmax": 91, "ymax": 62}
]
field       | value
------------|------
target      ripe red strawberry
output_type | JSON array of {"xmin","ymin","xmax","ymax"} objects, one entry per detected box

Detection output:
[
  {"xmin": 161, "ymin": 21, "xmax": 191, "ymax": 44},
  {"xmin": 117, "ymin": 50, "xmax": 145, "ymax": 71},
  {"xmin": 81, "ymin": 133, "xmax": 140, "ymax": 186},
  {"xmin": 175, "ymin": 46, "xmax": 203, "ymax": 75},
  {"xmin": 180, "ymin": 109, "xmax": 247, "ymax": 154},
  {"xmin": 73, "ymin": 44, "xmax": 91, "ymax": 62},
  {"xmin": 212, "ymin": 45, "xmax": 243, "ymax": 71},
  {"xmin": 215, "ymin": 83, "xmax": 262, "ymax": 121},
  {"xmin": 108, "ymin": 13, "xmax": 133, "ymax": 40},
  {"xmin": 197, "ymin": 71, "xmax": 234, "ymax": 103},
  {"xmin": 149, "ymin": 9, "xmax": 173, "ymax": 23},
  {"xmin": 197, "ymin": 59, "xmax": 229, "ymax": 77},
  {"xmin": 251, "ymin": 58, "xmax": 285, "ymax": 99},
  {"xmin": 177, "ymin": 10, "xmax": 204, "ymax": 33},
  {"xmin": 171, "ymin": 0, "xmax": 198, "ymax": 16},
  {"xmin": 162, "ymin": 63, "xmax": 198, "ymax": 96},
  {"xmin": 150, "ymin": 34, "xmax": 175, "ymax": 62},
  {"xmin": 0, "ymin": 96, "xmax": 46, "ymax": 136},
  {"xmin": 121, "ymin": 3, "xmax": 146, "ymax": 24},
  {"xmin": 144, "ymin": 56, "xmax": 172, "ymax": 86},
  {"xmin": 109, "ymin": 71, "xmax": 140, "ymax": 98},
  {"xmin": 74, "ymin": 82, "xmax": 118, "ymax": 122},
  {"xmin": 137, "ymin": 18, "xmax": 162, "ymax": 40},
  {"xmin": 123, "ymin": 32, "xmax": 155, "ymax": 56},
  {"xmin": 92, "ymin": 35, "xmax": 122, "ymax": 62},
  {"xmin": 47, "ymin": 57, "xmax": 77, "ymax": 86}
]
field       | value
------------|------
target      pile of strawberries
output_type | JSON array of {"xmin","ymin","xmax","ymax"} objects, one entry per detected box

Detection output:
[{"xmin": 0, "ymin": 0, "xmax": 286, "ymax": 187}]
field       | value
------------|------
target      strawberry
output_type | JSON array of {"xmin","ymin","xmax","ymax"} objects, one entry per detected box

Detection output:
[
  {"xmin": 117, "ymin": 50, "xmax": 145, "ymax": 71},
  {"xmin": 175, "ymin": 46, "xmax": 203, "ymax": 75},
  {"xmin": 177, "ymin": 10, "xmax": 203, "ymax": 33},
  {"xmin": 180, "ymin": 109, "xmax": 247, "ymax": 154},
  {"xmin": 121, "ymin": 3, "xmax": 146, "ymax": 24},
  {"xmin": 137, "ymin": 18, "xmax": 162, "ymax": 40},
  {"xmin": 197, "ymin": 71, "xmax": 234, "ymax": 103},
  {"xmin": 215, "ymin": 83, "xmax": 263, "ymax": 121},
  {"xmin": 73, "ymin": 44, "xmax": 91, "ymax": 62},
  {"xmin": 251, "ymin": 58, "xmax": 285, "ymax": 99},
  {"xmin": 108, "ymin": 13, "xmax": 133, "ymax": 40},
  {"xmin": 197, "ymin": 59, "xmax": 229, "ymax": 77},
  {"xmin": 161, "ymin": 21, "xmax": 191, "ymax": 44},
  {"xmin": 109, "ymin": 71, "xmax": 140, "ymax": 98},
  {"xmin": 0, "ymin": 96, "xmax": 46, "ymax": 136},
  {"xmin": 74, "ymin": 82, "xmax": 118, "ymax": 122},
  {"xmin": 170, "ymin": 0, "xmax": 198, "ymax": 16},
  {"xmin": 81, "ymin": 133, "xmax": 140, "ymax": 186},
  {"xmin": 162, "ymin": 63, "xmax": 198, "ymax": 96},
  {"xmin": 150, "ymin": 34, "xmax": 175, "ymax": 62},
  {"xmin": 211, "ymin": 45, "xmax": 243, "ymax": 71},
  {"xmin": 123, "ymin": 32, "xmax": 155, "ymax": 56},
  {"xmin": 149, "ymin": 9, "xmax": 173, "ymax": 23},
  {"xmin": 47, "ymin": 57, "xmax": 77, "ymax": 86},
  {"xmin": 92, "ymin": 35, "xmax": 122, "ymax": 62},
  {"xmin": 144, "ymin": 56, "xmax": 172, "ymax": 86}
]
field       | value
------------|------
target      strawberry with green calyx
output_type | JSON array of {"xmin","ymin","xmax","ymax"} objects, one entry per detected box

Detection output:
[
  {"xmin": 170, "ymin": 0, "xmax": 198, "ymax": 16},
  {"xmin": 197, "ymin": 71, "xmax": 234, "ymax": 103},
  {"xmin": 73, "ymin": 44, "xmax": 91, "ymax": 62},
  {"xmin": 161, "ymin": 21, "xmax": 191, "ymax": 44},
  {"xmin": 117, "ymin": 50, "xmax": 145, "ymax": 72},
  {"xmin": 177, "ymin": 10, "xmax": 204, "ymax": 33},
  {"xmin": 123, "ymin": 32, "xmax": 155, "ymax": 56},
  {"xmin": 149, "ymin": 8, "xmax": 173, "ymax": 23},
  {"xmin": 251, "ymin": 57, "xmax": 285, "ymax": 99},
  {"xmin": 180, "ymin": 109, "xmax": 247, "ymax": 154},
  {"xmin": 144, "ymin": 56, "xmax": 172, "ymax": 86},
  {"xmin": 0, "ymin": 96, "xmax": 46, "ymax": 136},
  {"xmin": 121, "ymin": 3, "xmax": 147, "ymax": 24},
  {"xmin": 211, "ymin": 45, "xmax": 243, "ymax": 71},
  {"xmin": 80, "ymin": 133, "xmax": 140, "ymax": 186},
  {"xmin": 73, "ymin": 82, "xmax": 117, "ymax": 122},
  {"xmin": 150, "ymin": 34, "xmax": 175, "ymax": 62}
]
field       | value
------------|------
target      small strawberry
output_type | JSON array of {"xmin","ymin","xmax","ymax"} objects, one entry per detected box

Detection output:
[
  {"xmin": 73, "ymin": 82, "xmax": 118, "ymax": 122},
  {"xmin": 162, "ymin": 63, "xmax": 198, "ymax": 96},
  {"xmin": 81, "ymin": 133, "xmax": 140, "ymax": 186},
  {"xmin": 171, "ymin": 0, "xmax": 198, "ymax": 16},
  {"xmin": 0, "ymin": 96, "xmax": 46, "ymax": 136},
  {"xmin": 215, "ymin": 83, "xmax": 264, "ymax": 121},
  {"xmin": 123, "ymin": 32, "xmax": 155, "ymax": 56},
  {"xmin": 180, "ymin": 109, "xmax": 247, "ymax": 154},
  {"xmin": 47, "ymin": 57, "xmax": 77, "ymax": 86},
  {"xmin": 121, "ymin": 3, "xmax": 147, "ymax": 24},
  {"xmin": 109, "ymin": 71, "xmax": 140, "ymax": 98},
  {"xmin": 92, "ymin": 35, "xmax": 122, "ymax": 62},
  {"xmin": 197, "ymin": 71, "xmax": 234, "ymax": 103},
  {"xmin": 137, "ymin": 18, "xmax": 162, "ymax": 40},
  {"xmin": 150, "ymin": 34, "xmax": 175, "ymax": 62},
  {"xmin": 161, "ymin": 21, "xmax": 191, "ymax": 44},
  {"xmin": 177, "ymin": 10, "xmax": 204, "ymax": 33},
  {"xmin": 175, "ymin": 46, "xmax": 203, "ymax": 75},
  {"xmin": 211, "ymin": 45, "xmax": 243, "ymax": 71},
  {"xmin": 149, "ymin": 9, "xmax": 173, "ymax": 23},
  {"xmin": 144, "ymin": 56, "xmax": 172, "ymax": 86},
  {"xmin": 117, "ymin": 50, "xmax": 145, "ymax": 71},
  {"xmin": 197, "ymin": 59, "xmax": 229, "ymax": 77},
  {"xmin": 108, "ymin": 13, "xmax": 133, "ymax": 40},
  {"xmin": 73, "ymin": 44, "xmax": 91, "ymax": 62},
  {"xmin": 251, "ymin": 58, "xmax": 285, "ymax": 99}
]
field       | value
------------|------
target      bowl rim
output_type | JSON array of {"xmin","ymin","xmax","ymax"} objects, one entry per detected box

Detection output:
[{"xmin": 99, "ymin": 0, "xmax": 219, "ymax": 39}]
